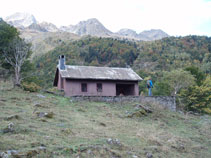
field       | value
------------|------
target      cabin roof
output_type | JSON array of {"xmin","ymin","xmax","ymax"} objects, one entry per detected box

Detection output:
[{"xmin": 58, "ymin": 65, "xmax": 142, "ymax": 81}]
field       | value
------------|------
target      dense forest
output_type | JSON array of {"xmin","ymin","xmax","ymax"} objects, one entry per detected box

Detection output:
[
  {"xmin": 34, "ymin": 36, "xmax": 211, "ymax": 86},
  {"xmin": 135, "ymin": 36, "xmax": 211, "ymax": 73}
]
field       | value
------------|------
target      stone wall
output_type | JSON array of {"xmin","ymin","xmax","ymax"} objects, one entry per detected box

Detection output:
[{"xmin": 70, "ymin": 96, "xmax": 176, "ymax": 111}]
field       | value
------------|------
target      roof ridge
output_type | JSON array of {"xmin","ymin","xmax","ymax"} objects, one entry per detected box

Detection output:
[{"xmin": 65, "ymin": 65, "xmax": 132, "ymax": 69}]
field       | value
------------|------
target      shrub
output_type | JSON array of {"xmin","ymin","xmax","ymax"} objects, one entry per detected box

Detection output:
[
  {"xmin": 22, "ymin": 82, "xmax": 41, "ymax": 92},
  {"xmin": 180, "ymin": 76, "xmax": 211, "ymax": 115}
]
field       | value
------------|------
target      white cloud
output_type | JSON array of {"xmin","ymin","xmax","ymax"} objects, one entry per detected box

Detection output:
[{"xmin": 1, "ymin": 0, "xmax": 211, "ymax": 36}]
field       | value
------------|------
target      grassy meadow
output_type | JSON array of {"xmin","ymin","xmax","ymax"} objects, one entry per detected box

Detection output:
[{"xmin": 0, "ymin": 84, "xmax": 211, "ymax": 158}]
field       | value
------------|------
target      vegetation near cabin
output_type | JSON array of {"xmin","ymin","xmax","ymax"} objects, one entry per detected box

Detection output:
[
  {"xmin": 0, "ymin": 19, "xmax": 32, "ymax": 86},
  {"xmin": 0, "ymin": 19, "xmax": 211, "ymax": 157}
]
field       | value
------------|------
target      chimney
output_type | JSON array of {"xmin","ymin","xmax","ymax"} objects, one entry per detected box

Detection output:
[{"xmin": 59, "ymin": 55, "xmax": 65, "ymax": 70}]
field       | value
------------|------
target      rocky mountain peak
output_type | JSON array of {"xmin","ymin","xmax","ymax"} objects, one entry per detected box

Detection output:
[
  {"xmin": 116, "ymin": 28, "xmax": 169, "ymax": 41},
  {"xmin": 116, "ymin": 29, "xmax": 138, "ymax": 38},
  {"xmin": 5, "ymin": 12, "xmax": 37, "ymax": 28},
  {"xmin": 39, "ymin": 22, "xmax": 59, "ymax": 32},
  {"xmin": 86, "ymin": 18, "xmax": 101, "ymax": 24},
  {"xmin": 138, "ymin": 29, "xmax": 169, "ymax": 41},
  {"xmin": 27, "ymin": 23, "xmax": 48, "ymax": 32},
  {"xmin": 62, "ymin": 18, "xmax": 112, "ymax": 36}
]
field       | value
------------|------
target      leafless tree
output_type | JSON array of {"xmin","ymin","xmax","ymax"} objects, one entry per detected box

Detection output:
[{"xmin": 3, "ymin": 37, "xmax": 31, "ymax": 86}]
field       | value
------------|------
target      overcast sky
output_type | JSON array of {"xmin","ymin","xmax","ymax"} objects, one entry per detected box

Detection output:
[{"xmin": 1, "ymin": 0, "xmax": 211, "ymax": 36}]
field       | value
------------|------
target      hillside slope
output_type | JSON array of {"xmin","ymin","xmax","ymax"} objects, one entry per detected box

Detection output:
[
  {"xmin": 0, "ymin": 87, "xmax": 211, "ymax": 157},
  {"xmin": 34, "ymin": 36, "xmax": 211, "ymax": 87},
  {"xmin": 134, "ymin": 35, "xmax": 211, "ymax": 72},
  {"xmin": 20, "ymin": 31, "xmax": 80, "ymax": 58}
]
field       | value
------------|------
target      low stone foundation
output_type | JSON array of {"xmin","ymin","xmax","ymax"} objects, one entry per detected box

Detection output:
[{"xmin": 70, "ymin": 96, "xmax": 176, "ymax": 111}]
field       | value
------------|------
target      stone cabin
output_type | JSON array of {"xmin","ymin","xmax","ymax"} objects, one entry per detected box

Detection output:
[{"xmin": 53, "ymin": 55, "xmax": 142, "ymax": 96}]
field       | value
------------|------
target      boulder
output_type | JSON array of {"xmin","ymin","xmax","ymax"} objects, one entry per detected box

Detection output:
[
  {"xmin": 0, "ymin": 150, "xmax": 18, "ymax": 158},
  {"xmin": 34, "ymin": 103, "xmax": 44, "ymax": 108},
  {"xmin": 3, "ymin": 122, "xmax": 15, "ymax": 133},
  {"xmin": 127, "ymin": 109, "xmax": 147, "ymax": 118},
  {"xmin": 135, "ymin": 104, "xmax": 153, "ymax": 113},
  {"xmin": 107, "ymin": 138, "xmax": 121, "ymax": 146},
  {"xmin": 99, "ymin": 122, "xmax": 106, "ymax": 127},
  {"xmin": 0, "ymin": 152, "xmax": 9, "ymax": 158},
  {"xmin": 36, "ymin": 112, "xmax": 54, "ymax": 118},
  {"xmin": 26, "ymin": 149, "xmax": 39, "ymax": 158},
  {"xmin": 4, "ymin": 115, "xmax": 21, "ymax": 121},
  {"xmin": 146, "ymin": 152, "xmax": 153, "ymax": 158},
  {"xmin": 36, "ymin": 94, "xmax": 46, "ymax": 98}
]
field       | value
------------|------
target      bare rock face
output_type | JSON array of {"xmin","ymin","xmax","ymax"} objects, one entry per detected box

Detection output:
[
  {"xmin": 116, "ymin": 28, "xmax": 139, "ymax": 39},
  {"xmin": 116, "ymin": 28, "xmax": 169, "ymax": 41},
  {"xmin": 138, "ymin": 29, "xmax": 169, "ymax": 41},
  {"xmin": 39, "ymin": 22, "xmax": 59, "ymax": 32},
  {"xmin": 27, "ymin": 23, "xmax": 48, "ymax": 32},
  {"xmin": 59, "ymin": 25, "xmax": 74, "ymax": 32},
  {"xmin": 60, "ymin": 18, "xmax": 113, "ymax": 37},
  {"xmin": 25, "ymin": 22, "xmax": 59, "ymax": 33},
  {"xmin": 5, "ymin": 12, "xmax": 37, "ymax": 28}
]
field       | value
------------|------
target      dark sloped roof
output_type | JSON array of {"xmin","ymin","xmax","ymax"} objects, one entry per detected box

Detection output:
[{"xmin": 58, "ymin": 65, "xmax": 142, "ymax": 81}]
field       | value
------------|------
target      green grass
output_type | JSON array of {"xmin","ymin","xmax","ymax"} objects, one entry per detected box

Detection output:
[{"xmin": 0, "ymin": 87, "xmax": 211, "ymax": 158}]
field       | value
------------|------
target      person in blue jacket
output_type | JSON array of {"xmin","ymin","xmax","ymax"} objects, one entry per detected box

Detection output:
[{"xmin": 147, "ymin": 78, "xmax": 153, "ymax": 96}]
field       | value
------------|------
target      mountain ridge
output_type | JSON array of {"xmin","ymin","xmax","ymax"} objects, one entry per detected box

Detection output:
[
  {"xmin": 4, "ymin": 12, "xmax": 169, "ymax": 41},
  {"xmin": 60, "ymin": 18, "xmax": 113, "ymax": 36}
]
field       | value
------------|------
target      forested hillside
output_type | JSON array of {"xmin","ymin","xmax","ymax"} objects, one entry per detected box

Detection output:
[
  {"xmin": 135, "ymin": 36, "xmax": 211, "ymax": 73},
  {"xmin": 34, "ymin": 37, "xmax": 139, "ymax": 86},
  {"xmin": 34, "ymin": 36, "xmax": 211, "ymax": 87},
  {"xmin": 33, "ymin": 36, "xmax": 211, "ymax": 114}
]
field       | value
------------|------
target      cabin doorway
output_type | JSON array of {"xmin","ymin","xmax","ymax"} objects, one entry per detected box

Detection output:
[{"xmin": 116, "ymin": 84, "xmax": 135, "ymax": 96}]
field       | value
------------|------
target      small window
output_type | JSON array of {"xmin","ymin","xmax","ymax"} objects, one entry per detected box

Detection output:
[
  {"xmin": 81, "ymin": 83, "xmax": 87, "ymax": 92},
  {"xmin": 97, "ymin": 83, "xmax": 102, "ymax": 92}
]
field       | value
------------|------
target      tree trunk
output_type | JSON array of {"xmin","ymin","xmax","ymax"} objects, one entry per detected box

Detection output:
[
  {"xmin": 173, "ymin": 95, "xmax": 176, "ymax": 111},
  {"xmin": 14, "ymin": 66, "xmax": 21, "ymax": 86}
]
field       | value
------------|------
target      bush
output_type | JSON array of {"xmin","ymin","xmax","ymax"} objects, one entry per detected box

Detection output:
[
  {"xmin": 21, "ymin": 76, "xmax": 42, "ymax": 86},
  {"xmin": 152, "ymin": 81, "xmax": 172, "ymax": 96},
  {"xmin": 22, "ymin": 82, "xmax": 41, "ymax": 92},
  {"xmin": 185, "ymin": 66, "xmax": 206, "ymax": 86},
  {"xmin": 180, "ymin": 76, "xmax": 211, "ymax": 115}
]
